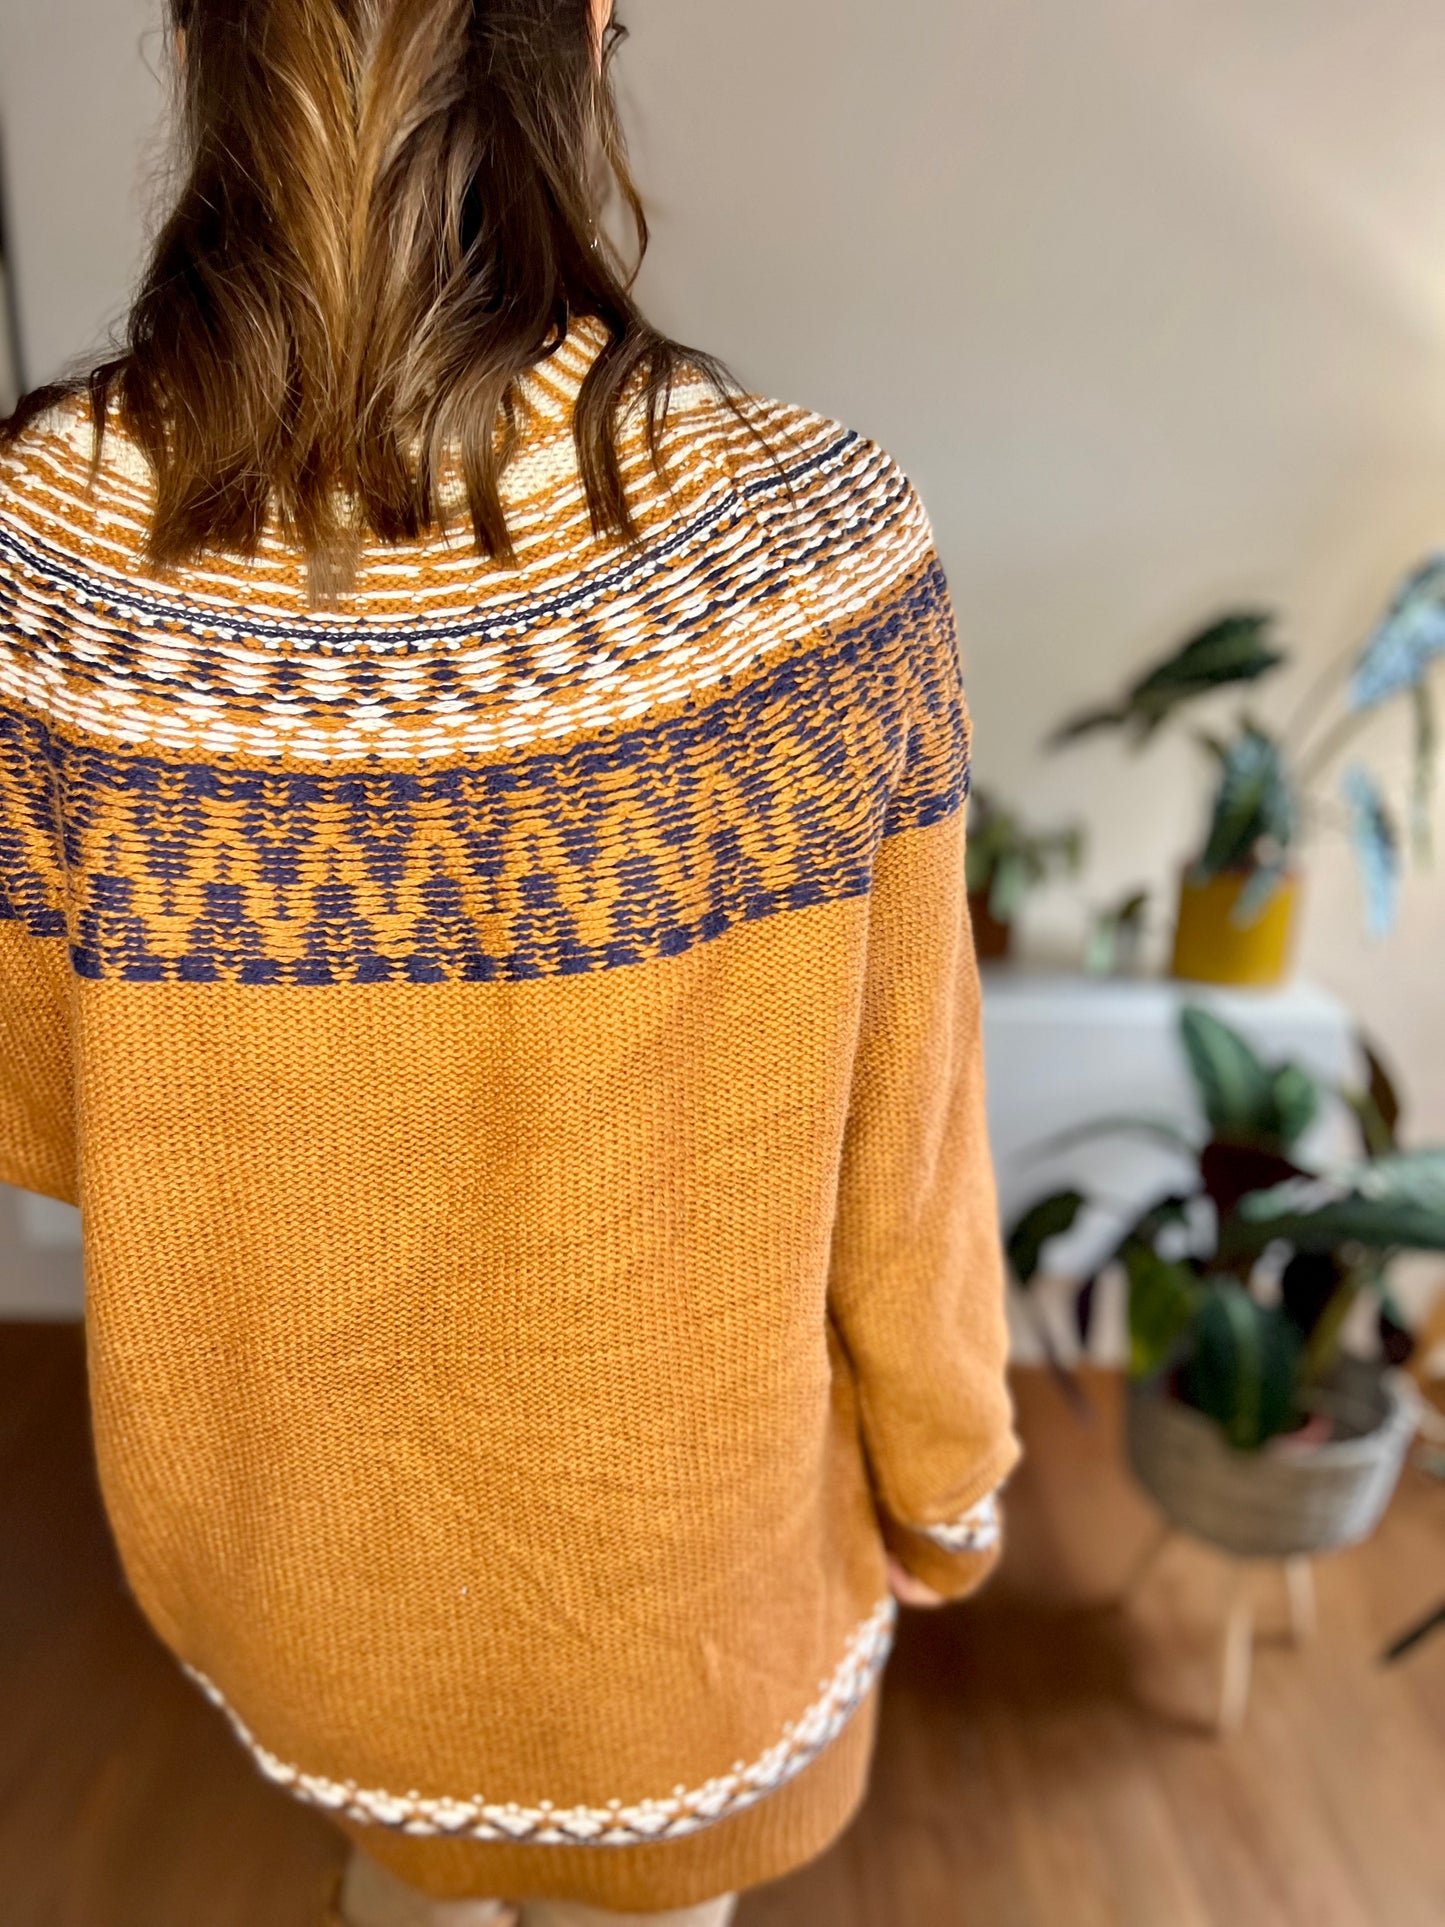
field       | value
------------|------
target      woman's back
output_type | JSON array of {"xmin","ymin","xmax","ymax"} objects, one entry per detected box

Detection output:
[{"xmin": 0, "ymin": 5, "xmax": 1017, "ymax": 1917}]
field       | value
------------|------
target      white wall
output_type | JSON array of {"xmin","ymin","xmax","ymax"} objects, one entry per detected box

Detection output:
[
  {"xmin": 0, "ymin": 0, "xmax": 165, "ymax": 383},
  {"xmin": 619, "ymin": 0, "xmax": 1445, "ymax": 1136},
  {"xmin": 2, "ymin": 0, "xmax": 1444, "ymax": 1136}
]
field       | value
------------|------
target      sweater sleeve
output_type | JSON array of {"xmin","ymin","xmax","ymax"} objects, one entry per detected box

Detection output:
[
  {"xmin": 0, "ymin": 614, "xmax": 77, "ymax": 1206},
  {"xmin": 826, "ymin": 534, "xmax": 1021, "ymax": 1602}
]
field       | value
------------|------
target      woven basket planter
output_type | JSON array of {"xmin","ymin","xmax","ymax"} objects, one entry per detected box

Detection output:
[{"xmin": 1125, "ymin": 1358, "xmax": 1417, "ymax": 1560}]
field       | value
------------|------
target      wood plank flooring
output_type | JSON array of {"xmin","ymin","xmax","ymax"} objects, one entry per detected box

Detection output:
[{"xmin": 1, "ymin": 1323, "xmax": 1441, "ymax": 1926}]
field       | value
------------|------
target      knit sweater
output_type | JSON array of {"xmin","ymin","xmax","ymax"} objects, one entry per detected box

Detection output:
[{"xmin": 0, "ymin": 316, "xmax": 1019, "ymax": 1912}]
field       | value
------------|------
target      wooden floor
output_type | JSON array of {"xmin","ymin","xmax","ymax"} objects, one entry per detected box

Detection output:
[{"xmin": 2, "ymin": 1326, "xmax": 1442, "ymax": 1927}]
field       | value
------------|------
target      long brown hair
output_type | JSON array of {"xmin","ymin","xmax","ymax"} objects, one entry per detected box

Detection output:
[{"xmin": 4, "ymin": 0, "xmax": 736, "ymax": 584}]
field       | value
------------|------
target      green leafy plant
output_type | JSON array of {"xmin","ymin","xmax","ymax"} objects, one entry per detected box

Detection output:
[
  {"xmin": 1050, "ymin": 613, "xmax": 1285, "ymax": 747},
  {"xmin": 1050, "ymin": 565, "xmax": 1445, "ymax": 933},
  {"xmin": 964, "ymin": 789, "xmax": 1083, "ymax": 926},
  {"xmin": 1083, "ymin": 887, "xmax": 1151, "ymax": 976},
  {"xmin": 1007, "ymin": 1008, "xmax": 1439, "ymax": 1450}
]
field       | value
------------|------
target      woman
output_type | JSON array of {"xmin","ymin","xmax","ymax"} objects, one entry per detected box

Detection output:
[{"xmin": 0, "ymin": 3, "xmax": 1019, "ymax": 1923}]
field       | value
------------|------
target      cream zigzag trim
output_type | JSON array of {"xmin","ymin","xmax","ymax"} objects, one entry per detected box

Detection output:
[
  {"xmin": 184, "ymin": 1596, "xmax": 896, "ymax": 1846},
  {"xmin": 917, "ymin": 1490, "xmax": 1001, "ymax": 1556}
]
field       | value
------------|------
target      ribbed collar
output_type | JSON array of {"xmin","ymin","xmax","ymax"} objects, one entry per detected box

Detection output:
[{"xmin": 513, "ymin": 312, "xmax": 613, "ymax": 429}]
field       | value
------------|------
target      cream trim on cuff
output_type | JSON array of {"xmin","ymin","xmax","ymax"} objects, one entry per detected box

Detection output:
[{"xmin": 916, "ymin": 1489, "xmax": 1001, "ymax": 1555}]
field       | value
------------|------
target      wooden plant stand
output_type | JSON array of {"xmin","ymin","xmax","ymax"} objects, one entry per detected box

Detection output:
[{"xmin": 1120, "ymin": 1522, "xmax": 1317, "ymax": 1734}]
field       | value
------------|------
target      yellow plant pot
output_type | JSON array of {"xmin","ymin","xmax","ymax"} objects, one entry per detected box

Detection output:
[{"xmin": 1170, "ymin": 868, "xmax": 1300, "ymax": 988}]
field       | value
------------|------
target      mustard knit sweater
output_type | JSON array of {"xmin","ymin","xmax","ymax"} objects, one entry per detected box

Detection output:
[{"xmin": 0, "ymin": 318, "xmax": 1019, "ymax": 1912}]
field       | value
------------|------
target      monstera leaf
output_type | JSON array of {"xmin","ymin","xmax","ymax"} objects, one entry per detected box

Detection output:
[
  {"xmin": 1181, "ymin": 1283, "xmax": 1302, "ymax": 1449},
  {"xmin": 1191, "ymin": 725, "xmax": 1296, "ymax": 910},
  {"xmin": 1268, "ymin": 1063, "xmax": 1323, "ymax": 1149},
  {"xmin": 1344, "ymin": 1039, "xmax": 1402, "ymax": 1159},
  {"xmin": 1006, "ymin": 1190, "xmax": 1086, "ymax": 1286},
  {"xmin": 1122, "ymin": 1242, "xmax": 1200, "ymax": 1379},
  {"xmin": 1179, "ymin": 1007, "xmax": 1319, "ymax": 1153},
  {"xmin": 1278, "ymin": 1249, "xmax": 1347, "ymax": 1340},
  {"xmin": 1199, "ymin": 1141, "xmax": 1305, "ymax": 1226},
  {"xmin": 1052, "ymin": 612, "xmax": 1285, "ymax": 747},
  {"xmin": 1235, "ymin": 1151, "xmax": 1445, "ymax": 1255},
  {"xmin": 965, "ymin": 792, "xmax": 1084, "ymax": 922}
]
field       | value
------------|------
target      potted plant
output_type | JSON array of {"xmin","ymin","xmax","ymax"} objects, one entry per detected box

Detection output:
[
  {"xmin": 965, "ymin": 789, "xmax": 1083, "ymax": 962},
  {"xmin": 1049, "ymin": 568, "xmax": 1445, "ymax": 985},
  {"xmin": 1083, "ymin": 886, "xmax": 1152, "ymax": 977},
  {"xmin": 1006, "ymin": 1007, "xmax": 1429, "ymax": 1563}
]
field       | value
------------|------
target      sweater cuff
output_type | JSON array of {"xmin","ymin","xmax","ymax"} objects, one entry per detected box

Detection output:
[
  {"xmin": 917, "ymin": 1490, "xmax": 1000, "ymax": 1554},
  {"xmin": 882, "ymin": 1470, "xmax": 1014, "ymax": 1602}
]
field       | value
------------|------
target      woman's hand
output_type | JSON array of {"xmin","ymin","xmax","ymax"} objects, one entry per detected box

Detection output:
[{"xmin": 885, "ymin": 1554, "xmax": 947, "ymax": 1609}]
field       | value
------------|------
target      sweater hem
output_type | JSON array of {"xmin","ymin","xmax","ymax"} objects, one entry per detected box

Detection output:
[
  {"xmin": 331, "ymin": 1675, "xmax": 884, "ymax": 1910},
  {"xmin": 183, "ymin": 1596, "xmax": 895, "ymax": 1848}
]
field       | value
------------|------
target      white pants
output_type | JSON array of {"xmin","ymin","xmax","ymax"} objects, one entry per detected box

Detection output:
[{"xmin": 340, "ymin": 1848, "xmax": 738, "ymax": 1927}]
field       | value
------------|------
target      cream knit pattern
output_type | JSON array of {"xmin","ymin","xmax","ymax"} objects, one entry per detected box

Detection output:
[{"xmin": 0, "ymin": 317, "xmax": 1019, "ymax": 1911}]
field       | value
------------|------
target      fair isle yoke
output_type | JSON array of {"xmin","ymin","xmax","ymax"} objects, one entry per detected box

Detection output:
[
  {"xmin": 0, "ymin": 315, "xmax": 1020, "ymax": 1914},
  {"xmin": 0, "ymin": 329, "xmax": 961, "ymax": 990}
]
